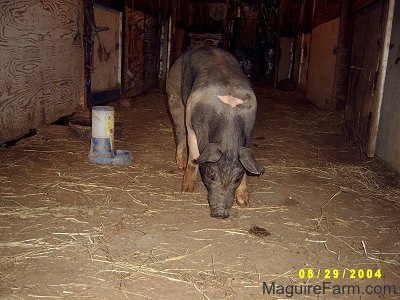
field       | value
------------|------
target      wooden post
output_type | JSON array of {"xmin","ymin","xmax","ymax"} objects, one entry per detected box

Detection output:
[{"xmin": 332, "ymin": 0, "xmax": 354, "ymax": 110}]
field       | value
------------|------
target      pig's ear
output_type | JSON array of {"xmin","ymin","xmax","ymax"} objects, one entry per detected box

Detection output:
[
  {"xmin": 195, "ymin": 143, "xmax": 222, "ymax": 164},
  {"xmin": 239, "ymin": 147, "xmax": 265, "ymax": 175}
]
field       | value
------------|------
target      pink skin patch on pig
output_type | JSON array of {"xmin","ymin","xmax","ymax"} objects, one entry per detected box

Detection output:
[{"xmin": 218, "ymin": 95, "xmax": 244, "ymax": 107}]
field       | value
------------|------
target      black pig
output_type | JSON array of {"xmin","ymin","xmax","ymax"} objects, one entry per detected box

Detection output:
[{"xmin": 167, "ymin": 46, "xmax": 264, "ymax": 218}]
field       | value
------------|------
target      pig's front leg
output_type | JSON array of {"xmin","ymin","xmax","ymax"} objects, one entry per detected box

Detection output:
[
  {"xmin": 235, "ymin": 174, "xmax": 249, "ymax": 207},
  {"xmin": 167, "ymin": 91, "xmax": 187, "ymax": 170}
]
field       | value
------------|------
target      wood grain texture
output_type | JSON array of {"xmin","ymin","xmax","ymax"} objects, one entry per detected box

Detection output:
[
  {"xmin": 124, "ymin": 9, "xmax": 159, "ymax": 98},
  {"xmin": 124, "ymin": 9, "xmax": 144, "ymax": 97},
  {"xmin": 0, "ymin": 0, "xmax": 83, "ymax": 143},
  {"xmin": 91, "ymin": 4, "xmax": 121, "ymax": 93}
]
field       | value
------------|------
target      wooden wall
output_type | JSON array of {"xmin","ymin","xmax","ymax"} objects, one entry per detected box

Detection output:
[
  {"xmin": 345, "ymin": 0, "xmax": 388, "ymax": 155},
  {"xmin": 91, "ymin": 4, "xmax": 122, "ymax": 93},
  {"xmin": 0, "ymin": 0, "xmax": 83, "ymax": 144},
  {"xmin": 376, "ymin": 0, "xmax": 400, "ymax": 171},
  {"xmin": 301, "ymin": 0, "xmax": 342, "ymax": 109},
  {"xmin": 313, "ymin": 0, "xmax": 341, "ymax": 28}
]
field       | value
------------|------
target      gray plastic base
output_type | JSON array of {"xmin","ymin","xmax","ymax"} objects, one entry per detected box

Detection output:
[{"xmin": 88, "ymin": 150, "xmax": 132, "ymax": 165}]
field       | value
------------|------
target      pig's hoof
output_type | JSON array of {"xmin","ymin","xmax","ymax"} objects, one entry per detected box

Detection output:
[
  {"xmin": 236, "ymin": 191, "xmax": 249, "ymax": 207},
  {"xmin": 177, "ymin": 161, "xmax": 186, "ymax": 171},
  {"xmin": 237, "ymin": 200, "xmax": 249, "ymax": 208},
  {"xmin": 181, "ymin": 184, "xmax": 195, "ymax": 193},
  {"xmin": 176, "ymin": 147, "xmax": 187, "ymax": 170}
]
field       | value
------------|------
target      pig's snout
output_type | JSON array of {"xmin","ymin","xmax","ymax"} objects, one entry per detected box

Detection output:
[
  {"xmin": 210, "ymin": 209, "xmax": 230, "ymax": 219},
  {"xmin": 206, "ymin": 179, "xmax": 236, "ymax": 219},
  {"xmin": 209, "ymin": 199, "xmax": 232, "ymax": 218}
]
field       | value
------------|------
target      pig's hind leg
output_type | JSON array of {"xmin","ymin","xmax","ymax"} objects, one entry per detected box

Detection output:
[{"xmin": 167, "ymin": 93, "xmax": 187, "ymax": 171}]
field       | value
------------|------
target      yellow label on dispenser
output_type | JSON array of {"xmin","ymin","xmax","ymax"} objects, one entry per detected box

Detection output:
[{"xmin": 105, "ymin": 115, "xmax": 114, "ymax": 136}]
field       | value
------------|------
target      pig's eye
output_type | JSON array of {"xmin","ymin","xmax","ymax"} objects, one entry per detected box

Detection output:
[{"xmin": 206, "ymin": 168, "xmax": 215, "ymax": 180}]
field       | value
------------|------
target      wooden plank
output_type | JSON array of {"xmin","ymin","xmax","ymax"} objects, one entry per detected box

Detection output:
[
  {"xmin": 332, "ymin": 0, "xmax": 354, "ymax": 109},
  {"xmin": 142, "ymin": 15, "xmax": 159, "ymax": 92},
  {"xmin": 123, "ymin": 3, "xmax": 136, "ymax": 98},
  {"xmin": 0, "ymin": 0, "xmax": 83, "ymax": 143},
  {"xmin": 312, "ymin": 0, "xmax": 341, "ymax": 28},
  {"xmin": 124, "ymin": 10, "xmax": 159, "ymax": 98},
  {"xmin": 353, "ymin": 0, "xmax": 379, "ymax": 12},
  {"xmin": 306, "ymin": 18, "xmax": 340, "ymax": 109},
  {"xmin": 132, "ymin": 0, "xmax": 168, "ymax": 16},
  {"xmin": 124, "ymin": 10, "xmax": 144, "ymax": 97}
]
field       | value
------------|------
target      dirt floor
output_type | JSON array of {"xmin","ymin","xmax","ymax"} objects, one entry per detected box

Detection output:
[{"xmin": 1, "ymin": 85, "xmax": 399, "ymax": 299}]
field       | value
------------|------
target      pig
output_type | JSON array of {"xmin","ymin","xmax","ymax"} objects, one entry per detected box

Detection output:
[{"xmin": 166, "ymin": 46, "xmax": 264, "ymax": 218}]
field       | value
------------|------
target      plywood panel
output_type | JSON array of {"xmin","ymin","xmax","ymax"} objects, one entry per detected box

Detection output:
[
  {"xmin": 345, "ymin": 0, "xmax": 387, "ymax": 153},
  {"xmin": 306, "ymin": 18, "xmax": 339, "ymax": 109},
  {"xmin": 91, "ymin": 4, "xmax": 122, "ymax": 93},
  {"xmin": 0, "ymin": 0, "xmax": 83, "ymax": 143}
]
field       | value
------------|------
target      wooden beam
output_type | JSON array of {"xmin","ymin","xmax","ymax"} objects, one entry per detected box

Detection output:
[{"xmin": 353, "ymin": 0, "xmax": 378, "ymax": 12}]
